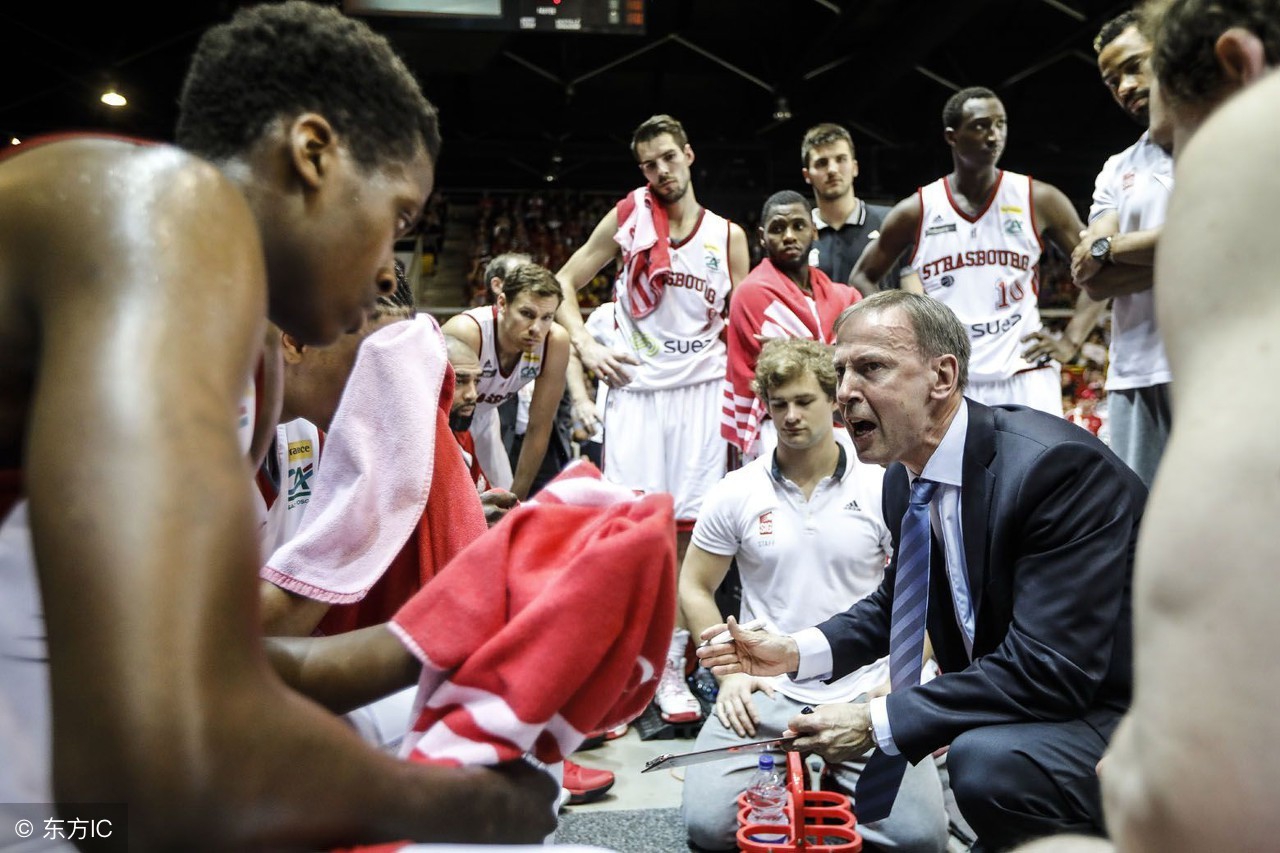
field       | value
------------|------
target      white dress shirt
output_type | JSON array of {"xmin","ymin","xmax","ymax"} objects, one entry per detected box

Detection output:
[{"xmin": 792, "ymin": 400, "xmax": 975, "ymax": 755}]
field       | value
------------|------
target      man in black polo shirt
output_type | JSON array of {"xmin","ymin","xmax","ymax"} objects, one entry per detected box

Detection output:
[{"xmin": 801, "ymin": 123, "xmax": 893, "ymax": 295}]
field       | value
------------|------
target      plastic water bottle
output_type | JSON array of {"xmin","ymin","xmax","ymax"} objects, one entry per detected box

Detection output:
[{"xmin": 744, "ymin": 754, "xmax": 788, "ymax": 844}]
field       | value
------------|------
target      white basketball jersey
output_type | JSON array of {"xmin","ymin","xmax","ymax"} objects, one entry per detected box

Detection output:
[
  {"xmin": 911, "ymin": 171, "xmax": 1044, "ymax": 382},
  {"xmin": 614, "ymin": 208, "xmax": 733, "ymax": 391},
  {"xmin": 461, "ymin": 305, "xmax": 547, "ymax": 414}
]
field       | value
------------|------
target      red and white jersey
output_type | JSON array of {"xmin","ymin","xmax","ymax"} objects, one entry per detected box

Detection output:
[
  {"xmin": 613, "ymin": 208, "xmax": 733, "ymax": 391},
  {"xmin": 459, "ymin": 305, "xmax": 547, "ymax": 415},
  {"xmin": 910, "ymin": 171, "xmax": 1045, "ymax": 382}
]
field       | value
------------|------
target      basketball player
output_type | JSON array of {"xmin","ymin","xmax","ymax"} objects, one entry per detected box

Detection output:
[
  {"xmin": 553, "ymin": 114, "xmax": 750, "ymax": 724},
  {"xmin": 443, "ymin": 262, "xmax": 570, "ymax": 500},
  {"xmin": 847, "ymin": 87, "xmax": 1104, "ymax": 415},
  {"xmin": 0, "ymin": 2, "xmax": 554, "ymax": 846}
]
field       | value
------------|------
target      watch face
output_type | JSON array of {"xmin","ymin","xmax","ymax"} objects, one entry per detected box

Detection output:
[{"xmin": 1090, "ymin": 237, "xmax": 1111, "ymax": 260}]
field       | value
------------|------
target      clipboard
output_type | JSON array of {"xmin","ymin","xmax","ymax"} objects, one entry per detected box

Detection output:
[{"xmin": 641, "ymin": 735, "xmax": 796, "ymax": 773}]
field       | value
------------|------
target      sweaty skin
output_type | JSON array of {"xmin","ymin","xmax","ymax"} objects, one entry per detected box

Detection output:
[{"xmin": 0, "ymin": 132, "xmax": 555, "ymax": 847}]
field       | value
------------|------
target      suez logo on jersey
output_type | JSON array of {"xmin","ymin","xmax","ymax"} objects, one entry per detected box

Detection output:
[{"xmin": 630, "ymin": 329, "xmax": 716, "ymax": 357}]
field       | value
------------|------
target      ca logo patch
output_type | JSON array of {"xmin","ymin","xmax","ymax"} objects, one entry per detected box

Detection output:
[
  {"xmin": 289, "ymin": 462, "xmax": 314, "ymax": 502},
  {"xmin": 631, "ymin": 330, "xmax": 660, "ymax": 357}
]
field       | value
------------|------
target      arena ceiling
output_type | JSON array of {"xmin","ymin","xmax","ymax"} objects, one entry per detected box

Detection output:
[{"xmin": 1, "ymin": 0, "xmax": 1143, "ymax": 214}]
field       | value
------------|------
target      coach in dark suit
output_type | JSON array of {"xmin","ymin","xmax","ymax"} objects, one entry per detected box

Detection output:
[{"xmin": 697, "ymin": 291, "xmax": 1143, "ymax": 852}]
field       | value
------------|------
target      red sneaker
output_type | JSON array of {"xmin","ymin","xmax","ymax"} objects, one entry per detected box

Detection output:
[{"xmin": 563, "ymin": 759, "xmax": 615, "ymax": 805}]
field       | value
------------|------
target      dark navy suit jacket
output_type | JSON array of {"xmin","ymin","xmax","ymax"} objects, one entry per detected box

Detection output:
[{"xmin": 816, "ymin": 401, "xmax": 1144, "ymax": 763}]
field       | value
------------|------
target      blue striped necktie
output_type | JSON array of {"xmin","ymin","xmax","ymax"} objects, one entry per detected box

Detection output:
[{"xmin": 854, "ymin": 476, "xmax": 939, "ymax": 823}]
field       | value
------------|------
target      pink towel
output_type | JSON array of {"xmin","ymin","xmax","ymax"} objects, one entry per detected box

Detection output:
[
  {"xmin": 389, "ymin": 461, "xmax": 676, "ymax": 767},
  {"xmin": 614, "ymin": 187, "xmax": 672, "ymax": 319},
  {"xmin": 262, "ymin": 315, "xmax": 482, "ymax": 604}
]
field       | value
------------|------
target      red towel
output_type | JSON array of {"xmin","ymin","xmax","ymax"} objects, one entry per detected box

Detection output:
[
  {"xmin": 389, "ymin": 461, "xmax": 676, "ymax": 767},
  {"xmin": 721, "ymin": 258, "xmax": 860, "ymax": 453},
  {"xmin": 613, "ymin": 187, "xmax": 672, "ymax": 319}
]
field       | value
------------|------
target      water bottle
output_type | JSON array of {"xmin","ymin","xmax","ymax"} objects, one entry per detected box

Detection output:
[{"xmin": 744, "ymin": 754, "xmax": 788, "ymax": 844}]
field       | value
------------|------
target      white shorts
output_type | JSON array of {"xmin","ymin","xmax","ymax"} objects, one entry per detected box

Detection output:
[
  {"xmin": 468, "ymin": 406, "xmax": 513, "ymax": 490},
  {"xmin": 965, "ymin": 365, "xmax": 1063, "ymax": 417},
  {"xmin": 602, "ymin": 379, "xmax": 726, "ymax": 526}
]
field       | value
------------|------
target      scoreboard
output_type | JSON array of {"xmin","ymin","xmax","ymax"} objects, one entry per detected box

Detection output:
[
  {"xmin": 515, "ymin": 0, "xmax": 645, "ymax": 33},
  {"xmin": 343, "ymin": 0, "xmax": 646, "ymax": 34}
]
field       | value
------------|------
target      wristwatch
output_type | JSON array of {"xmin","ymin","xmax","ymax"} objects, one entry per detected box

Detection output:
[{"xmin": 1089, "ymin": 235, "xmax": 1114, "ymax": 265}]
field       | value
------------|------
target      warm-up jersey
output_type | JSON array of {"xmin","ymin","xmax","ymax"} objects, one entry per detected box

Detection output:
[
  {"xmin": 460, "ymin": 305, "xmax": 548, "ymax": 414},
  {"xmin": 910, "ymin": 171, "xmax": 1045, "ymax": 383},
  {"xmin": 613, "ymin": 208, "xmax": 733, "ymax": 391}
]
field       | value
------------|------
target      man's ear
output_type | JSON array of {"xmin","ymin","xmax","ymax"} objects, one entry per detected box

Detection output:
[
  {"xmin": 683, "ymin": 143, "xmax": 695, "ymax": 166},
  {"xmin": 932, "ymin": 354, "xmax": 960, "ymax": 398},
  {"xmin": 757, "ymin": 225, "xmax": 767, "ymax": 249},
  {"xmin": 280, "ymin": 332, "xmax": 307, "ymax": 365},
  {"xmin": 287, "ymin": 113, "xmax": 337, "ymax": 191},
  {"xmin": 850, "ymin": 158, "xmax": 860, "ymax": 180},
  {"xmin": 1215, "ymin": 27, "xmax": 1269, "ymax": 89},
  {"xmin": 802, "ymin": 166, "xmax": 813, "ymax": 187},
  {"xmin": 943, "ymin": 127, "xmax": 957, "ymax": 148}
]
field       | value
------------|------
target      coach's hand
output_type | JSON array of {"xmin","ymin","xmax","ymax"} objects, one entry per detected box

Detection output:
[
  {"xmin": 696, "ymin": 616, "xmax": 798, "ymax": 679},
  {"xmin": 788, "ymin": 703, "xmax": 875, "ymax": 764}
]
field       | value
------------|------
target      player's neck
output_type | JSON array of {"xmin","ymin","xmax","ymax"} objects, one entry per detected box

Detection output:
[
  {"xmin": 948, "ymin": 165, "xmax": 1000, "ymax": 203},
  {"xmin": 664, "ymin": 189, "xmax": 702, "ymax": 239},
  {"xmin": 776, "ymin": 436, "xmax": 840, "ymax": 497},
  {"xmin": 816, "ymin": 192, "xmax": 858, "ymax": 227},
  {"xmin": 774, "ymin": 259, "xmax": 811, "ymax": 294}
]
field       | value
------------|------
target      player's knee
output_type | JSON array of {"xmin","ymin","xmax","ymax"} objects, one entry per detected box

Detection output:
[{"xmin": 681, "ymin": 788, "xmax": 738, "ymax": 851}]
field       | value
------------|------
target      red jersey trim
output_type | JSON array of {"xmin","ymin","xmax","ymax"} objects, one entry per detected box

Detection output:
[{"xmin": 669, "ymin": 207, "xmax": 707, "ymax": 250}]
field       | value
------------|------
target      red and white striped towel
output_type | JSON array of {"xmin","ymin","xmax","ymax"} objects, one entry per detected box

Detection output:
[
  {"xmin": 390, "ymin": 460, "xmax": 676, "ymax": 767},
  {"xmin": 613, "ymin": 187, "xmax": 671, "ymax": 320}
]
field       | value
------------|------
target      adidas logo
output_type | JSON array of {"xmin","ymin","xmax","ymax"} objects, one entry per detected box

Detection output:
[{"xmin": 843, "ymin": 500, "xmax": 861, "ymax": 512}]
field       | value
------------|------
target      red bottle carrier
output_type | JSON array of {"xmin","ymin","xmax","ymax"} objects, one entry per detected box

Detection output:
[{"xmin": 735, "ymin": 751, "xmax": 862, "ymax": 852}]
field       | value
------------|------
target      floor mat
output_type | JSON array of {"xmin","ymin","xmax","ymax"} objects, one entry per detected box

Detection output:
[{"xmin": 555, "ymin": 806, "xmax": 689, "ymax": 852}]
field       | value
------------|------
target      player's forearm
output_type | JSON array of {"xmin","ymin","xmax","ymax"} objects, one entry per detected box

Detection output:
[
  {"xmin": 265, "ymin": 625, "xmax": 419, "ymax": 715},
  {"xmin": 564, "ymin": 356, "xmax": 591, "ymax": 405},
  {"xmin": 678, "ymin": 577, "xmax": 725, "ymax": 643},
  {"xmin": 1058, "ymin": 291, "xmax": 1108, "ymax": 356},
  {"xmin": 848, "ymin": 270, "xmax": 879, "ymax": 298},
  {"xmin": 1109, "ymin": 228, "xmax": 1159, "ymax": 267},
  {"xmin": 510, "ymin": 425, "xmax": 553, "ymax": 500},
  {"xmin": 259, "ymin": 579, "xmax": 332, "ymax": 637},
  {"xmin": 1081, "ymin": 265, "xmax": 1153, "ymax": 300},
  {"xmin": 554, "ymin": 274, "xmax": 590, "ymax": 347}
]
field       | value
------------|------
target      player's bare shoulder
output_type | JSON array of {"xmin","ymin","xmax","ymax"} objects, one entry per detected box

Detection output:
[
  {"xmin": 0, "ymin": 138, "xmax": 264, "ymax": 464},
  {"xmin": 0, "ymin": 138, "xmax": 262, "ymax": 311}
]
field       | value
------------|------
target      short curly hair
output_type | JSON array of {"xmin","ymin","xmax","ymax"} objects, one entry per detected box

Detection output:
[
  {"xmin": 176, "ymin": 1, "xmax": 441, "ymax": 171},
  {"xmin": 942, "ymin": 86, "xmax": 1000, "ymax": 131},
  {"xmin": 1141, "ymin": 0, "xmax": 1280, "ymax": 105},
  {"xmin": 752, "ymin": 338, "xmax": 838, "ymax": 402}
]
